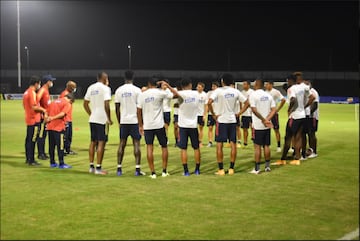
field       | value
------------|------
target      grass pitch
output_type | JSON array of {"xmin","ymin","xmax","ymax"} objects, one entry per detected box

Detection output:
[{"xmin": 0, "ymin": 99, "xmax": 358, "ymax": 240}]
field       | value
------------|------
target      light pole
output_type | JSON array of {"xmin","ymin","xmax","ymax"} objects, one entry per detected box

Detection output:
[
  {"xmin": 24, "ymin": 46, "xmax": 29, "ymax": 75},
  {"xmin": 17, "ymin": 0, "xmax": 21, "ymax": 90},
  {"xmin": 128, "ymin": 45, "xmax": 132, "ymax": 70}
]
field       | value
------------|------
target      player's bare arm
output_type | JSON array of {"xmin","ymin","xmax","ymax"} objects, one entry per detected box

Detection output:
[
  {"xmin": 83, "ymin": 100, "xmax": 91, "ymax": 116},
  {"xmin": 288, "ymin": 97, "xmax": 298, "ymax": 116},
  {"xmin": 105, "ymin": 100, "xmax": 112, "ymax": 125},
  {"xmin": 238, "ymin": 99, "xmax": 250, "ymax": 116},
  {"xmin": 277, "ymin": 98, "xmax": 286, "ymax": 112},
  {"xmin": 115, "ymin": 102, "xmax": 121, "ymax": 125},
  {"xmin": 136, "ymin": 108, "xmax": 144, "ymax": 136}
]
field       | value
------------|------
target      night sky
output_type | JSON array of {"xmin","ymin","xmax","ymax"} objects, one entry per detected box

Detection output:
[{"xmin": 1, "ymin": 0, "xmax": 358, "ymax": 71}]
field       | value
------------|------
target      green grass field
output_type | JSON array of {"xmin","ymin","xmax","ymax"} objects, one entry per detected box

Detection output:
[{"xmin": 1, "ymin": 99, "xmax": 359, "ymax": 240}]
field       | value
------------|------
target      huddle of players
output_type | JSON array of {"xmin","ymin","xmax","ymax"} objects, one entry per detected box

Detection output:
[{"xmin": 23, "ymin": 74, "xmax": 77, "ymax": 167}]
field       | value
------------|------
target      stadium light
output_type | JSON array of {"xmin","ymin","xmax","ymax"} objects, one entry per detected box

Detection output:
[
  {"xmin": 17, "ymin": 0, "xmax": 21, "ymax": 89},
  {"xmin": 128, "ymin": 44, "xmax": 131, "ymax": 70}
]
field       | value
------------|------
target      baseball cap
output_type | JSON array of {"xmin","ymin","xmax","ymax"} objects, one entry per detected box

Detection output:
[{"xmin": 42, "ymin": 74, "xmax": 56, "ymax": 82}]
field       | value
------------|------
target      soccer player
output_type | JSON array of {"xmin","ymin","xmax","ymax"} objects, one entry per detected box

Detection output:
[
  {"xmin": 114, "ymin": 70, "xmax": 144, "ymax": 176},
  {"xmin": 231, "ymin": 82, "xmax": 242, "ymax": 148},
  {"xmin": 36, "ymin": 74, "xmax": 56, "ymax": 160},
  {"xmin": 264, "ymin": 80, "xmax": 286, "ymax": 152},
  {"xmin": 46, "ymin": 93, "xmax": 74, "ymax": 168},
  {"xmin": 137, "ymin": 78, "xmax": 173, "ymax": 179},
  {"xmin": 83, "ymin": 72, "xmax": 113, "ymax": 175},
  {"xmin": 161, "ymin": 78, "xmax": 202, "ymax": 176},
  {"xmin": 304, "ymin": 79, "xmax": 319, "ymax": 158},
  {"xmin": 172, "ymin": 82, "xmax": 182, "ymax": 147},
  {"xmin": 161, "ymin": 79, "xmax": 173, "ymax": 144},
  {"xmin": 104, "ymin": 78, "xmax": 112, "ymax": 145},
  {"xmin": 240, "ymin": 80, "xmax": 254, "ymax": 147},
  {"xmin": 247, "ymin": 79, "xmax": 276, "ymax": 174},
  {"xmin": 205, "ymin": 81, "xmax": 219, "ymax": 147},
  {"xmin": 208, "ymin": 73, "xmax": 247, "ymax": 175},
  {"xmin": 23, "ymin": 76, "xmax": 48, "ymax": 166},
  {"xmin": 59, "ymin": 80, "xmax": 77, "ymax": 155},
  {"xmin": 196, "ymin": 82, "xmax": 207, "ymax": 148}
]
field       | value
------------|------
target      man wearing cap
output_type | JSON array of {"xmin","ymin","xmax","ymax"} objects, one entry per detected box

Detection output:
[
  {"xmin": 36, "ymin": 74, "xmax": 56, "ymax": 160},
  {"xmin": 60, "ymin": 80, "xmax": 77, "ymax": 155},
  {"xmin": 23, "ymin": 76, "xmax": 48, "ymax": 166}
]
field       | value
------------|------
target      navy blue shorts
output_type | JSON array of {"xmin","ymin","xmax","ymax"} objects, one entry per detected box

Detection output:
[
  {"xmin": 90, "ymin": 123, "xmax": 106, "ymax": 142},
  {"xmin": 285, "ymin": 118, "xmax": 305, "ymax": 137},
  {"xmin": 120, "ymin": 124, "xmax": 141, "ymax": 140},
  {"xmin": 270, "ymin": 113, "xmax": 280, "ymax": 130},
  {"xmin": 207, "ymin": 114, "xmax": 215, "ymax": 126},
  {"xmin": 241, "ymin": 116, "xmax": 252, "ymax": 129},
  {"xmin": 178, "ymin": 127, "xmax": 199, "ymax": 149},
  {"xmin": 306, "ymin": 117, "xmax": 318, "ymax": 132},
  {"xmin": 215, "ymin": 122, "xmax": 237, "ymax": 143},
  {"xmin": 253, "ymin": 129, "xmax": 271, "ymax": 146},
  {"xmin": 197, "ymin": 116, "xmax": 205, "ymax": 126},
  {"xmin": 144, "ymin": 128, "xmax": 168, "ymax": 147},
  {"xmin": 163, "ymin": 112, "xmax": 171, "ymax": 125},
  {"xmin": 173, "ymin": 114, "xmax": 178, "ymax": 124}
]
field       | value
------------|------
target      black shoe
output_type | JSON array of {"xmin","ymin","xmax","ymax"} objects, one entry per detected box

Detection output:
[
  {"xmin": 28, "ymin": 161, "xmax": 41, "ymax": 166},
  {"xmin": 38, "ymin": 154, "xmax": 48, "ymax": 160}
]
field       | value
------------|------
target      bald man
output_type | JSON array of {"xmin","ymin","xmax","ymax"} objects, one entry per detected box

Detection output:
[{"xmin": 60, "ymin": 80, "xmax": 77, "ymax": 155}]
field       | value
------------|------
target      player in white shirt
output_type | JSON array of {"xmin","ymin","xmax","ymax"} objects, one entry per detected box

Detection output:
[
  {"xmin": 114, "ymin": 70, "xmax": 144, "ymax": 176},
  {"xmin": 231, "ymin": 83, "xmax": 242, "ymax": 148},
  {"xmin": 83, "ymin": 72, "xmax": 113, "ymax": 175},
  {"xmin": 196, "ymin": 82, "xmax": 207, "ymax": 148},
  {"xmin": 304, "ymin": 79, "xmax": 319, "ymax": 158},
  {"xmin": 161, "ymin": 78, "xmax": 202, "ymax": 176},
  {"xmin": 137, "ymin": 78, "xmax": 173, "ymax": 179},
  {"xmin": 205, "ymin": 81, "xmax": 219, "ymax": 147},
  {"xmin": 247, "ymin": 79, "xmax": 276, "ymax": 174},
  {"xmin": 208, "ymin": 73, "xmax": 247, "ymax": 176},
  {"xmin": 161, "ymin": 79, "xmax": 173, "ymax": 144},
  {"xmin": 240, "ymin": 80, "xmax": 254, "ymax": 147},
  {"xmin": 265, "ymin": 80, "xmax": 286, "ymax": 152}
]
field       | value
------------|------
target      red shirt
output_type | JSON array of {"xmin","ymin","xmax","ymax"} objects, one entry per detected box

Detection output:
[
  {"xmin": 46, "ymin": 98, "xmax": 71, "ymax": 132},
  {"xmin": 23, "ymin": 86, "xmax": 41, "ymax": 125},
  {"xmin": 60, "ymin": 89, "xmax": 73, "ymax": 122},
  {"xmin": 37, "ymin": 86, "xmax": 51, "ymax": 110}
]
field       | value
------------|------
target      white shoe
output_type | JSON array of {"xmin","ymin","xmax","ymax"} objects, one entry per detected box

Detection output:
[
  {"xmin": 289, "ymin": 148, "xmax": 294, "ymax": 153},
  {"xmin": 207, "ymin": 142, "xmax": 213, "ymax": 147},
  {"xmin": 249, "ymin": 169, "xmax": 260, "ymax": 175},
  {"xmin": 89, "ymin": 167, "xmax": 95, "ymax": 173},
  {"xmin": 149, "ymin": 174, "xmax": 157, "ymax": 179},
  {"xmin": 162, "ymin": 172, "xmax": 170, "ymax": 177},
  {"xmin": 276, "ymin": 147, "xmax": 281, "ymax": 153},
  {"xmin": 265, "ymin": 167, "xmax": 271, "ymax": 172},
  {"xmin": 308, "ymin": 153, "xmax": 318, "ymax": 158},
  {"xmin": 300, "ymin": 156, "xmax": 307, "ymax": 161}
]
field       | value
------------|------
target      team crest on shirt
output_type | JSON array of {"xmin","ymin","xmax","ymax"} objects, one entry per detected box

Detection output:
[
  {"xmin": 260, "ymin": 96, "xmax": 269, "ymax": 101},
  {"xmin": 145, "ymin": 97, "xmax": 155, "ymax": 103},
  {"xmin": 184, "ymin": 97, "xmax": 196, "ymax": 103},
  {"xmin": 90, "ymin": 90, "xmax": 99, "ymax": 95},
  {"xmin": 121, "ymin": 92, "xmax": 132, "ymax": 97},
  {"xmin": 224, "ymin": 93, "xmax": 234, "ymax": 98}
]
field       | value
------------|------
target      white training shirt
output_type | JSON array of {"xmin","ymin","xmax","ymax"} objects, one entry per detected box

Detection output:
[
  {"xmin": 178, "ymin": 90, "xmax": 201, "ymax": 128},
  {"xmin": 266, "ymin": 88, "xmax": 285, "ymax": 104},
  {"xmin": 210, "ymin": 86, "xmax": 247, "ymax": 123},
  {"xmin": 287, "ymin": 82, "xmax": 310, "ymax": 120},
  {"xmin": 84, "ymin": 81, "xmax": 112, "ymax": 124},
  {"xmin": 241, "ymin": 88, "xmax": 254, "ymax": 116},
  {"xmin": 162, "ymin": 88, "xmax": 172, "ymax": 113},
  {"xmin": 114, "ymin": 83, "xmax": 141, "ymax": 124},
  {"xmin": 137, "ymin": 88, "xmax": 173, "ymax": 130},
  {"xmin": 305, "ymin": 87, "xmax": 320, "ymax": 120},
  {"xmin": 249, "ymin": 89, "xmax": 276, "ymax": 130},
  {"xmin": 197, "ymin": 91, "xmax": 208, "ymax": 116}
]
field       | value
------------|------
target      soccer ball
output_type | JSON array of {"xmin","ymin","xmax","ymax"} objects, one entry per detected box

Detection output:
[{"xmin": 305, "ymin": 148, "xmax": 314, "ymax": 157}]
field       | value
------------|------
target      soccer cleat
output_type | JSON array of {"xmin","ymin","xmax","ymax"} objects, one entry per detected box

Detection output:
[
  {"xmin": 65, "ymin": 150, "xmax": 77, "ymax": 155},
  {"xmin": 28, "ymin": 161, "xmax": 41, "ymax": 166},
  {"xmin": 59, "ymin": 163, "xmax": 72, "ymax": 169},
  {"xmin": 300, "ymin": 156, "xmax": 307, "ymax": 161},
  {"xmin": 214, "ymin": 169, "xmax": 225, "ymax": 176},
  {"xmin": 89, "ymin": 167, "xmax": 95, "ymax": 173},
  {"xmin": 308, "ymin": 153, "xmax": 318, "ymax": 159},
  {"xmin": 38, "ymin": 154, "xmax": 48, "ymax": 160},
  {"xmin": 162, "ymin": 172, "xmax": 170, "ymax": 177},
  {"xmin": 249, "ymin": 169, "xmax": 260, "ymax": 175},
  {"xmin": 289, "ymin": 160, "xmax": 301, "ymax": 165},
  {"xmin": 271, "ymin": 160, "xmax": 287, "ymax": 166},
  {"xmin": 183, "ymin": 171, "xmax": 190, "ymax": 176},
  {"xmin": 135, "ymin": 171, "xmax": 146, "ymax": 176},
  {"xmin": 276, "ymin": 147, "xmax": 282, "ymax": 153},
  {"xmin": 207, "ymin": 142, "xmax": 213, "ymax": 147},
  {"xmin": 265, "ymin": 167, "xmax": 271, "ymax": 172},
  {"xmin": 194, "ymin": 169, "xmax": 200, "ymax": 175},
  {"xmin": 236, "ymin": 143, "xmax": 241, "ymax": 148},
  {"xmin": 117, "ymin": 170, "xmax": 122, "ymax": 176},
  {"xmin": 50, "ymin": 163, "xmax": 58, "ymax": 168},
  {"xmin": 149, "ymin": 174, "xmax": 157, "ymax": 179},
  {"xmin": 95, "ymin": 169, "xmax": 108, "ymax": 175},
  {"xmin": 228, "ymin": 168, "xmax": 235, "ymax": 175}
]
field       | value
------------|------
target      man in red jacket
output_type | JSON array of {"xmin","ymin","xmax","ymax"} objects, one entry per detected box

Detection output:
[
  {"xmin": 46, "ymin": 93, "xmax": 74, "ymax": 168},
  {"xmin": 59, "ymin": 80, "xmax": 77, "ymax": 155}
]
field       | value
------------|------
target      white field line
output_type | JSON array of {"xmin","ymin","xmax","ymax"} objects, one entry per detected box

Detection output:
[{"xmin": 338, "ymin": 228, "xmax": 359, "ymax": 240}]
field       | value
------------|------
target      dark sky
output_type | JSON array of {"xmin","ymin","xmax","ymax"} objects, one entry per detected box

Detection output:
[{"xmin": 1, "ymin": 0, "xmax": 358, "ymax": 71}]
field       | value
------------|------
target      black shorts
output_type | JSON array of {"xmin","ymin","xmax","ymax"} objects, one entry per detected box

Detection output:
[
  {"xmin": 285, "ymin": 118, "xmax": 305, "ymax": 137},
  {"xmin": 207, "ymin": 114, "xmax": 215, "ymax": 126},
  {"xmin": 215, "ymin": 123, "xmax": 237, "ymax": 143},
  {"xmin": 253, "ymin": 129, "xmax": 271, "ymax": 146},
  {"xmin": 163, "ymin": 112, "xmax": 171, "ymax": 125},
  {"xmin": 270, "ymin": 113, "xmax": 280, "ymax": 130},
  {"xmin": 120, "ymin": 124, "xmax": 141, "ymax": 140},
  {"xmin": 173, "ymin": 114, "xmax": 178, "ymax": 124},
  {"xmin": 197, "ymin": 116, "xmax": 205, "ymax": 126},
  {"xmin": 178, "ymin": 127, "xmax": 199, "ymax": 149},
  {"xmin": 90, "ymin": 123, "xmax": 106, "ymax": 142},
  {"xmin": 144, "ymin": 127, "xmax": 168, "ymax": 147},
  {"xmin": 241, "ymin": 116, "xmax": 252, "ymax": 129}
]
